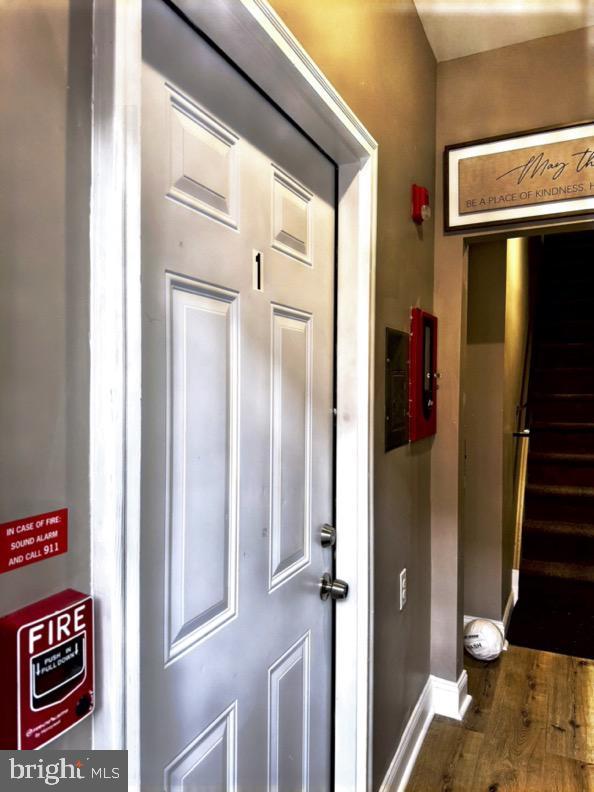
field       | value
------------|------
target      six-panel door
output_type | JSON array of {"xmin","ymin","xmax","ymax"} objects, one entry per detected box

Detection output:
[{"xmin": 140, "ymin": 1, "xmax": 337, "ymax": 789}]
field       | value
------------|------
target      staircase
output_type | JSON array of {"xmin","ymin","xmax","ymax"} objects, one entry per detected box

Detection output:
[{"xmin": 508, "ymin": 233, "xmax": 594, "ymax": 659}]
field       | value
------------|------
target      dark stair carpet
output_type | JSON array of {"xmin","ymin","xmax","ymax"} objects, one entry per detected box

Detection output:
[
  {"xmin": 507, "ymin": 233, "xmax": 594, "ymax": 660},
  {"xmin": 507, "ymin": 575, "xmax": 594, "ymax": 659}
]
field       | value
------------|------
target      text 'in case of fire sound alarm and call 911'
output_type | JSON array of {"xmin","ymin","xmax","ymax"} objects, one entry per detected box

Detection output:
[{"xmin": 0, "ymin": 509, "xmax": 68, "ymax": 574}]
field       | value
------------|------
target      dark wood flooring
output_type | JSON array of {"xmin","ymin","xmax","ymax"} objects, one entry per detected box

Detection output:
[{"xmin": 406, "ymin": 646, "xmax": 594, "ymax": 791}]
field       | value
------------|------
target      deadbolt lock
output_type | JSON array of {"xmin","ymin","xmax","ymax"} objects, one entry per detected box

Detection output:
[
  {"xmin": 320, "ymin": 573, "xmax": 349, "ymax": 601},
  {"xmin": 320, "ymin": 524, "xmax": 336, "ymax": 548}
]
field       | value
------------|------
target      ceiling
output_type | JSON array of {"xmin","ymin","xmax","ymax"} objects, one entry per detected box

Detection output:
[{"xmin": 412, "ymin": 0, "xmax": 594, "ymax": 62}]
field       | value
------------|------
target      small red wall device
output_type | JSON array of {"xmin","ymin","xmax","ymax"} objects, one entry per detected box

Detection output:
[
  {"xmin": 409, "ymin": 307, "xmax": 438, "ymax": 441},
  {"xmin": 411, "ymin": 184, "xmax": 430, "ymax": 225},
  {"xmin": 0, "ymin": 589, "xmax": 94, "ymax": 749}
]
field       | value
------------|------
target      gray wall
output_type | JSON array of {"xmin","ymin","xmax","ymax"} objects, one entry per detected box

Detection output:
[
  {"xmin": 0, "ymin": 0, "xmax": 92, "ymax": 748},
  {"xmin": 267, "ymin": 1, "xmax": 437, "ymax": 787}
]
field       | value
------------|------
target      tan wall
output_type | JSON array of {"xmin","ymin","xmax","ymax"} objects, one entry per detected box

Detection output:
[
  {"xmin": 0, "ymin": 0, "xmax": 92, "ymax": 747},
  {"xmin": 269, "ymin": 1, "xmax": 437, "ymax": 785},
  {"xmin": 464, "ymin": 240, "xmax": 506, "ymax": 620},
  {"xmin": 463, "ymin": 238, "xmax": 531, "ymax": 622},
  {"xmin": 502, "ymin": 238, "xmax": 531, "ymax": 606},
  {"xmin": 433, "ymin": 27, "xmax": 594, "ymax": 681}
]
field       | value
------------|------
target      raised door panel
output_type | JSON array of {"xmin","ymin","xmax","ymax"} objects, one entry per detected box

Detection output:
[
  {"xmin": 166, "ymin": 275, "xmax": 239, "ymax": 663},
  {"xmin": 270, "ymin": 306, "xmax": 312, "ymax": 590},
  {"xmin": 167, "ymin": 84, "xmax": 239, "ymax": 229},
  {"xmin": 272, "ymin": 167, "xmax": 313, "ymax": 265},
  {"xmin": 164, "ymin": 703, "xmax": 237, "ymax": 792},
  {"xmin": 268, "ymin": 634, "xmax": 310, "ymax": 792}
]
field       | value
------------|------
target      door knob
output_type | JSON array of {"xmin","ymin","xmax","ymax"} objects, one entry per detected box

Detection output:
[{"xmin": 320, "ymin": 573, "xmax": 349, "ymax": 601}]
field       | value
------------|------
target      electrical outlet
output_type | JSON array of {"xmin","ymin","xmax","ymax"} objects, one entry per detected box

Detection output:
[{"xmin": 399, "ymin": 568, "xmax": 407, "ymax": 611}]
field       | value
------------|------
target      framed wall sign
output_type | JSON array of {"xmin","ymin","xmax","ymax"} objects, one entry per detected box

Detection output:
[{"xmin": 445, "ymin": 121, "xmax": 594, "ymax": 232}]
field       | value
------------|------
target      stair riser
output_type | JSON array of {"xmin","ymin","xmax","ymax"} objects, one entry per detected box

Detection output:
[
  {"xmin": 520, "ymin": 558, "xmax": 594, "ymax": 583},
  {"xmin": 538, "ymin": 268, "xmax": 593, "ymax": 284},
  {"xmin": 522, "ymin": 530, "xmax": 594, "ymax": 564},
  {"xmin": 537, "ymin": 319, "xmax": 594, "ymax": 340},
  {"xmin": 536, "ymin": 301, "xmax": 594, "ymax": 319},
  {"xmin": 540, "ymin": 288, "xmax": 594, "ymax": 306},
  {"xmin": 528, "ymin": 461, "xmax": 594, "ymax": 487},
  {"xmin": 531, "ymin": 401, "xmax": 594, "ymax": 421},
  {"xmin": 541, "ymin": 260, "xmax": 594, "ymax": 276},
  {"xmin": 525, "ymin": 494, "xmax": 594, "ymax": 523},
  {"xmin": 531, "ymin": 431, "xmax": 594, "ymax": 454},
  {"xmin": 534, "ymin": 346, "xmax": 594, "ymax": 368},
  {"xmin": 532, "ymin": 370, "xmax": 594, "ymax": 393},
  {"xmin": 540, "ymin": 276, "xmax": 594, "ymax": 291}
]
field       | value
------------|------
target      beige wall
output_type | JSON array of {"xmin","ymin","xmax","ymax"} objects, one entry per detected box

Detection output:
[
  {"xmin": 269, "ymin": 1, "xmax": 437, "ymax": 786},
  {"xmin": 0, "ymin": 0, "xmax": 92, "ymax": 747},
  {"xmin": 464, "ymin": 240, "xmax": 506, "ymax": 620},
  {"xmin": 433, "ymin": 27, "xmax": 594, "ymax": 681},
  {"xmin": 502, "ymin": 238, "xmax": 531, "ymax": 606},
  {"xmin": 463, "ymin": 238, "xmax": 531, "ymax": 621}
]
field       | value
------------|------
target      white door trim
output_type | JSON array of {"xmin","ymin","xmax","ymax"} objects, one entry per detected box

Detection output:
[
  {"xmin": 90, "ymin": 0, "xmax": 142, "ymax": 770},
  {"xmin": 90, "ymin": 2, "xmax": 378, "ymax": 790}
]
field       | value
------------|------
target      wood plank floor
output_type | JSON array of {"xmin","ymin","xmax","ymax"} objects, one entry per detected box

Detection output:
[{"xmin": 406, "ymin": 646, "xmax": 594, "ymax": 791}]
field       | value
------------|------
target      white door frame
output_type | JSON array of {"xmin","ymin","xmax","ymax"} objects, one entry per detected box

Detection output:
[{"xmin": 89, "ymin": 1, "xmax": 378, "ymax": 790}]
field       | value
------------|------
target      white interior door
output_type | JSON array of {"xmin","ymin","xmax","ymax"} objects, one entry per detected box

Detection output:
[{"xmin": 140, "ymin": 1, "xmax": 336, "ymax": 789}]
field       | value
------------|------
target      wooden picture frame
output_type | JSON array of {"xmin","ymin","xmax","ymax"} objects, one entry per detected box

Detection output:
[{"xmin": 444, "ymin": 121, "xmax": 594, "ymax": 232}]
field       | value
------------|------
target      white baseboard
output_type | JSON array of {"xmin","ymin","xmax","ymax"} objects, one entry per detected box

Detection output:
[
  {"xmin": 379, "ymin": 670, "xmax": 474, "ymax": 791},
  {"xmin": 502, "ymin": 586, "xmax": 515, "ymax": 633},
  {"xmin": 378, "ymin": 677, "xmax": 434, "ymax": 792},
  {"xmin": 464, "ymin": 583, "xmax": 518, "ymax": 646},
  {"xmin": 463, "ymin": 612, "xmax": 505, "ymax": 635},
  {"xmin": 512, "ymin": 569, "xmax": 519, "ymax": 605},
  {"xmin": 381, "ymin": 586, "xmax": 521, "ymax": 790},
  {"xmin": 431, "ymin": 670, "xmax": 472, "ymax": 721}
]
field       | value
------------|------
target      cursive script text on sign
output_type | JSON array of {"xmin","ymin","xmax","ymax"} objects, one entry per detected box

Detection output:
[{"xmin": 458, "ymin": 135, "xmax": 594, "ymax": 214}]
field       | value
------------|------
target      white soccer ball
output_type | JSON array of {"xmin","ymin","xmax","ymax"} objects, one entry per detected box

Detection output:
[{"xmin": 463, "ymin": 619, "xmax": 504, "ymax": 661}]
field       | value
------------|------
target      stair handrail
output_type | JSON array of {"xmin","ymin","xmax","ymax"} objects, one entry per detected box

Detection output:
[{"xmin": 512, "ymin": 239, "xmax": 541, "ymax": 571}]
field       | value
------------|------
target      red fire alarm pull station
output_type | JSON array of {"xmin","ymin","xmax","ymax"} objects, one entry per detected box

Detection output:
[
  {"xmin": 0, "ymin": 589, "xmax": 94, "ymax": 749},
  {"xmin": 411, "ymin": 184, "xmax": 431, "ymax": 225},
  {"xmin": 409, "ymin": 307, "xmax": 438, "ymax": 442}
]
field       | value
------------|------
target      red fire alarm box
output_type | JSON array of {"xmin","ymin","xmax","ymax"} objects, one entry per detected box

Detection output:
[
  {"xmin": 411, "ymin": 184, "xmax": 430, "ymax": 225},
  {"xmin": 0, "ymin": 589, "xmax": 94, "ymax": 749},
  {"xmin": 409, "ymin": 307, "xmax": 438, "ymax": 442}
]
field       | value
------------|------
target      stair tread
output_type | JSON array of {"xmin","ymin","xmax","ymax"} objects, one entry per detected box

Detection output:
[
  {"xmin": 529, "ymin": 451, "xmax": 594, "ymax": 464},
  {"xmin": 521, "ymin": 559, "xmax": 594, "ymax": 583},
  {"xmin": 523, "ymin": 518, "xmax": 594, "ymax": 537},
  {"xmin": 538, "ymin": 341, "xmax": 594, "ymax": 348},
  {"xmin": 526, "ymin": 483, "xmax": 594, "ymax": 497},
  {"xmin": 532, "ymin": 421, "xmax": 594, "ymax": 431},
  {"xmin": 538, "ymin": 320, "xmax": 594, "ymax": 328},
  {"xmin": 534, "ymin": 367, "xmax": 593, "ymax": 373},
  {"xmin": 541, "ymin": 276, "xmax": 594, "ymax": 284},
  {"xmin": 532, "ymin": 392, "xmax": 594, "ymax": 400},
  {"xmin": 540, "ymin": 296, "xmax": 594, "ymax": 303},
  {"xmin": 539, "ymin": 338, "xmax": 594, "ymax": 344}
]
